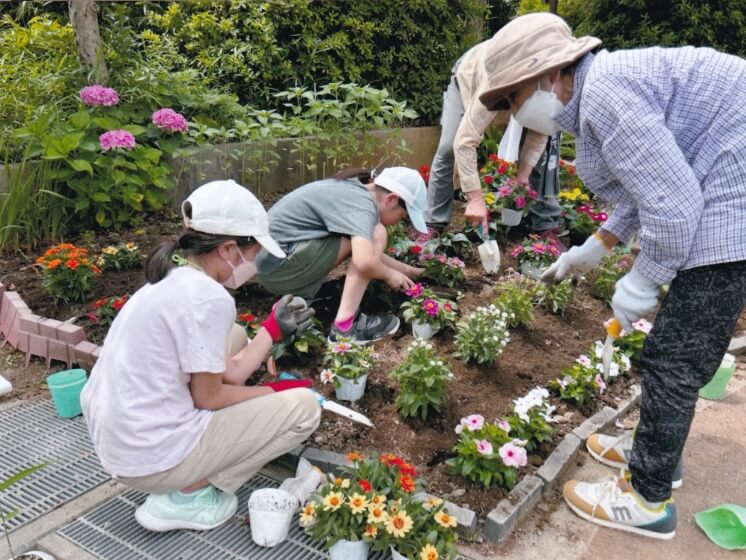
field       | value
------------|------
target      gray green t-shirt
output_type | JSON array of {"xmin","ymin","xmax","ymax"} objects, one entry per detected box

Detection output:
[{"xmin": 256, "ymin": 178, "xmax": 379, "ymax": 273}]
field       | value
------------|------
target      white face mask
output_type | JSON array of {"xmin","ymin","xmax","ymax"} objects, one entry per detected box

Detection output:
[
  {"xmin": 222, "ymin": 245, "xmax": 256, "ymax": 289},
  {"xmin": 514, "ymin": 81, "xmax": 565, "ymax": 136}
]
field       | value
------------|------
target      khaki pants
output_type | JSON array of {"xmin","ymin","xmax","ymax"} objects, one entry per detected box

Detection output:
[{"xmin": 117, "ymin": 325, "xmax": 321, "ymax": 494}]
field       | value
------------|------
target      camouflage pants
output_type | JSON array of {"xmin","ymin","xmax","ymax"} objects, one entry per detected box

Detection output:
[{"xmin": 630, "ymin": 260, "xmax": 746, "ymax": 501}]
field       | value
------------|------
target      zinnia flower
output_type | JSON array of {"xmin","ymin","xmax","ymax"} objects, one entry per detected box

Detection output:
[
  {"xmin": 100, "ymin": 130, "xmax": 136, "ymax": 151},
  {"xmin": 332, "ymin": 342, "xmax": 352, "ymax": 354},
  {"xmin": 527, "ymin": 188, "xmax": 538, "ymax": 200},
  {"xmin": 385, "ymin": 510, "xmax": 414, "ymax": 538},
  {"xmin": 499, "ymin": 442, "xmax": 528, "ymax": 468},
  {"xmin": 434, "ymin": 510, "xmax": 457, "ymax": 528},
  {"xmin": 422, "ymin": 298, "xmax": 439, "ymax": 317},
  {"xmin": 358, "ymin": 479, "xmax": 372, "ymax": 493},
  {"xmin": 369, "ymin": 494, "xmax": 386, "ymax": 509},
  {"xmin": 420, "ymin": 544, "xmax": 439, "ymax": 560},
  {"xmin": 346, "ymin": 451, "xmax": 365, "ymax": 463},
  {"xmin": 475, "ymin": 439, "xmax": 493, "ymax": 455},
  {"xmin": 363, "ymin": 524, "xmax": 378, "ymax": 538},
  {"xmin": 483, "ymin": 175, "xmax": 494, "ymax": 185},
  {"xmin": 515, "ymin": 196, "xmax": 526, "ymax": 209},
  {"xmin": 510, "ymin": 246, "xmax": 523, "ymax": 257},
  {"xmin": 348, "ymin": 493, "xmax": 369, "ymax": 515},
  {"xmin": 399, "ymin": 475, "xmax": 415, "ymax": 493},
  {"xmin": 320, "ymin": 369, "xmax": 336, "ymax": 384},
  {"xmin": 423, "ymin": 497, "xmax": 443, "ymax": 510},
  {"xmin": 399, "ymin": 462, "xmax": 417, "ymax": 477},
  {"xmin": 410, "ymin": 245, "xmax": 423, "ymax": 254},
  {"xmin": 152, "ymin": 108, "xmax": 189, "ymax": 133},
  {"xmin": 497, "ymin": 185, "xmax": 513, "ymax": 198},
  {"xmin": 79, "ymin": 85, "xmax": 119, "ymax": 106},
  {"xmin": 333, "ymin": 477, "xmax": 350, "ymax": 489},
  {"xmin": 322, "ymin": 492, "xmax": 344, "ymax": 511},
  {"xmin": 299, "ymin": 503, "xmax": 316, "ymax": 526},
  {"xmin": 406, "ymin": 283, "xmax": 424, "ymax": 298},
  {"xmin": 66, "ymin": 259, "xmax": 80, "ymax": 270}
]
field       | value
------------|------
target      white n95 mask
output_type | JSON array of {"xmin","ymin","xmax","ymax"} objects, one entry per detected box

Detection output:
[{"xmin": 514, "ymin": 81, "xmax": 565, "ymax": 136}]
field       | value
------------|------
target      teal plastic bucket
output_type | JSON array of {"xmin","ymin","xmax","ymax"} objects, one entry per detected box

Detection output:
[
  {"xmin": 699, "ymin": 354, "xmax": 736, "ymax": 401},
  {"xmin": 47, "ymin": 369, "xmax": 87, "ymax": 418}
]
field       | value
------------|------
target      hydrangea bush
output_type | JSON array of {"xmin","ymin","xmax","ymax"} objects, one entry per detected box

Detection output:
[{"xmin": 454, "ymin": 305, "xmax": 512, "ymax": 365}]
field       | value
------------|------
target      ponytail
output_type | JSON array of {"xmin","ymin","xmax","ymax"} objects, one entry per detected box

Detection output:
[
  {"xmin": 144, "ymin": 239, "xmax": 180, "ymax": 284},
  {"xmin": 333, "ymin": 167, "xmax": 373, "ymax": 183}
]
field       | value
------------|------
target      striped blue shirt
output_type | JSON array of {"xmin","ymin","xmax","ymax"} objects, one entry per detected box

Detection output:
[{"xmin": 555, "ymin": 48, "xmax": 746, "ymax": 284}]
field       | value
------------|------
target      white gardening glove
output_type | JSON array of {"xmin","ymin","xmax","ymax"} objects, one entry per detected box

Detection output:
[
  {"xmin": 541, "ymin": 233, "xmax": 611, "ymax": 284},
  {"xmin": 278, "ymin": 458, "xmax": 325, "ymax": 505},
  {"xmin": 611, "ymin": 267, "xmax": 659, "ymax": 332}
]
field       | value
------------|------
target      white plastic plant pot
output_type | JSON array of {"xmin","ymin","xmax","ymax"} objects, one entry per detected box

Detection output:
[
  {"xmin": 7, "ymin": 552, "xmax": 57, "ymax": 560},
  {"xmin": 335, "ymin": 373, "xmax": 368, "ymax": 402},
  {"xmin": 520, "ymin": 261, "xmax": 546, "ymax": 279},
  {"xmin": 390, "ymin": 546, "xmax": 408, "ymax": 560},
  {"xmin": 328, "ymin": 539, "xmax": 369, "ymax": 560},
  {"xmin": 0, "ymin": 374, "xmax": 12, "ymax": 398},
  {"xmin": 248, "ymin": 488, "xmax": 299, "ymax": 547},
  {"xmin": 411, "ymin": 320, "xmax": 439, "ymax": 340},
  {"xmin": 501, "ymin": 208, "xmax": 523, "ymax": 226}
]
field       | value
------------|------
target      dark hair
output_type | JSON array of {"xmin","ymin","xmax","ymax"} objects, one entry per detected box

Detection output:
[
  {"xmin": 333, "ymin": 167, "xmax": 373, "ymax": 183},
  {"xmin": 144, "ymin": 202, "xmax": 255, "ymax": 284}
]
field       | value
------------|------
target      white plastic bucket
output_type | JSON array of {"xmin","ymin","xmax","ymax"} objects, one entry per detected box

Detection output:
[
  {"xmin": 520, "ymin": 261, "xmax": 546, "ymax": 279},
  {"xmin": 411, "ymin": 320, "xmax": 438, "ymax": 340},
  {"xmin": 0, "ymin": 373, "xmax": 12, "ymax": 398},
  {"xmin": 335, "ymin": 373, "xmax": 368, "ymax": 402},
  {"xmin": 328, "ymin": 539, "xmax": 369, "ymax": 560},
  {"xmin": 390, "ymin": 546, "xmax": 408, "ymax": 560},
  {"xmin": 501, "ymin": 208, "xmax": 523, "ymax": 226},
  {"xmin": 248, "ymin": 488, "xmax": 298, "ymax": 547}
]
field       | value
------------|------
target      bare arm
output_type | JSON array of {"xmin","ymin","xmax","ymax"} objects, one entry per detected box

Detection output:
[
  {"xmin": 222, "ymin": 327, "xmax": 274, "ymax": 386},
  {"xmin": 191, "ymin": 372, "xmax": 274, "ymax": 410}
]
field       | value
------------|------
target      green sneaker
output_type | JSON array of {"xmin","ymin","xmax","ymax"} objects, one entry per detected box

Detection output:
[{"xmin": 135, "ymin": 486, "xmax": 238, "ymax": 532}]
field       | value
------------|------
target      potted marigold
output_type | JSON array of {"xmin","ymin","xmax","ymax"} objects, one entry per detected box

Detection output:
[
  {"xmin": 321, "ymin": 337, "xmax": 377, "ymax": 401},
  {"xmin": 400, "ymin": 284, "xmax": 458, "ymax": 340}
]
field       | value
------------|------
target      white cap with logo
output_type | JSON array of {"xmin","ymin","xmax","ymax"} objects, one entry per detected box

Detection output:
[
  {"xmin": 182, "ymin": 179, "xmax": 286, "ymax": 258},
  {"xmin": 373, "ymin": 167, "xmax": 428, "ymax": 233}
]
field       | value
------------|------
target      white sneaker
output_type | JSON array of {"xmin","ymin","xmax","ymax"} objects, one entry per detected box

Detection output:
[
  {"xmin": 586, "ymin": 431, "xmax": 683, "ymax": 489},
  {"xmin": 563, "ymin": 476, "xmax": 677, "ymax": 540},
  {"xmin": 135, "ymin": 486, "xmax": 238, "ymax": 532}
]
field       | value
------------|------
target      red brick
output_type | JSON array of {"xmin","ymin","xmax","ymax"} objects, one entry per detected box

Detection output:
[{"xmin": 56, "ymin": 323, "xmax": 86, "ymax": 345}]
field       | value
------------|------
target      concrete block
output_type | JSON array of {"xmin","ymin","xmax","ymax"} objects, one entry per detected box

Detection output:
[
  {"xmin": 48, "ymin": 339, "xmax": 71, "ymax": 368},
  {"xmin": 25, "ymin": 334, "xmax": 48, "ymax": 367},
  {"xmin": 728, "ymin": 336, "xmax": 746, "ymax": 356},
  {"xmin": 16, "ymin": 331, "xmax": 29, "ymax": 353},
  {"xmin": 39, "ymin": 318, "xmax": 63, "ymax": 340},
  {"xmin": 57, "ymin": 323, "xmax": 86, "ymax": 345},
  {"xmin": 300, "ymin": 447, "xmax": 349, "ymax": 475},
  {"xmin": 414, "ymin": 492, "xmax": 477, "ymax": 537},
  {"xmin": 572, "ymin": 406, "xmax": 618, "ymax": 442},
  {"xmin": 615, "ymin": 383, "xmax": 642, "ymax": 418},
  {"xmin": 274, "ymin": 445, "xmax": 305, "ymax": 471},
  {"xmin": 18, "ymin": 314, "xmax": 43, "ymax": 335},
  {"xmin": 484, "ymin": 475, "xmax": 544, "ymax": 544},
  {"xmin": 73, "ymin": 341, "xmax": 98, "ymax": 368},
  {"xmin": 536, "ymin": 433, "xmax": 582, "ymax": 496}
]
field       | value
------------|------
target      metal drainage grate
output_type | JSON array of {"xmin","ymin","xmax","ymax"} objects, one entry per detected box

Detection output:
[
  {"xmin": 59, "ymin": 473, "xmax": 398, "ymax": 560},
  {"xmin": 0, "ymin": 399, "xmax": 109, "ymax": 532}
]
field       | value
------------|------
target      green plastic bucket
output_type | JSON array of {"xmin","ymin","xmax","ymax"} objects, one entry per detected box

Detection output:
[
  {"xmin": 699, "ymin": 354, "xmax": 736, "ymax": 401},
  {"xmin": 47, "ymin": 369, "xmax": 87, "ymax": 418}
]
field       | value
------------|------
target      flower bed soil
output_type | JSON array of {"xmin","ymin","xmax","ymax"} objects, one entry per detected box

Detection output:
[{"xmin": 1, "ymin": 207, "xmax": 742, "ymax": 519}]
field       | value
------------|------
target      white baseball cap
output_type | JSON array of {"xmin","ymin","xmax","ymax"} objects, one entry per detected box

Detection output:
[
  {"xmin": 182, "ymin": 179, "xmax": 286, "ymax": 258},
  {"xmin": 373, "ymin": 167, "xmax": 428, "ymax": 233}
]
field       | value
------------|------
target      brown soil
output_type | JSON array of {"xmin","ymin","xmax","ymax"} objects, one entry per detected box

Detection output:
[{"xmin": 1, "ymin": 207, "xmax": 743, "ymax": 519}]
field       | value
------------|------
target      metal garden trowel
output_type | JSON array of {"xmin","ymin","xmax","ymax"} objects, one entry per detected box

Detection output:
[
  {"xmin": 477, "ymin": 224, "xmax": 500, "ymax": 274},
  {"xmin": 601, "ymin": 318, "xmax": 623, "ymax": 378}
]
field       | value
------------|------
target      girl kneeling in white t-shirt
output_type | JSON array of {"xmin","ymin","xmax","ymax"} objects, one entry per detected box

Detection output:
[{"xmin": 81, "ymin": 180, "xmax": 322, "ymax": 532}]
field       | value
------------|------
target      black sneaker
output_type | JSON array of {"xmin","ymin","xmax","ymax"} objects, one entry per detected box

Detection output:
[{"xmin": 328, "ymin": 312, "xmax": 400, "ymax": 344}]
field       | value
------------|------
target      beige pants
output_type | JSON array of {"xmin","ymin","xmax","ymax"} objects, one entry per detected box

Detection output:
[{"xmin": 118, "ymin": 325, "xmax": 321, "ymax": 495}]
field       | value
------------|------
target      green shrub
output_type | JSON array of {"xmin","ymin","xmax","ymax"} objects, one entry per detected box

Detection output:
[
  {"xmin": 494, "ymin": 273, "xmax": 541, "ymax": 329},
  {"xmin": 587, "ymin": 251, "xmax": 634, "ymax": 306}
]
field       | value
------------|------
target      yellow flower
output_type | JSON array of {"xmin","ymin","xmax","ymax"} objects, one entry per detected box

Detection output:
[
  {"xmin": 333, "ymin": 477, "xmax": 351, "ymax": 489},
  {"xmin": 420, "ymin": 543, "xmax": 439, "ymax": 560},
  {"xmin": 102, "ymin": 246, "xmax": 118, "ymax": 255},
  {"xmin": 385, "ymin": 510, "xmax": 413, "ymax": 538},
  {"xmin": 363, "ymin": 524, "xmax": 378, "ymax": 538},
  {"xmin": 484, "ymin": 192, "xmax": 497, "ymax": 206},
  {"xmin": 125, "ymin": 242, "xmax": 138, "ymax": 251},
  {"xmin": 388, "ymin": 498, "xmax": 402, "ymax": 515},
  {"xmin": 423, "ymin": 497, "xmax": 443, "ymax": 511},
  {"xmin": 434, "ymin": 510, "xmax": 457, "ymax": 528},
  {"xmin": 369, "ymin": 494, "xmax": 386, "ymax": 509},
  {"xmin": 322, "ymin": 491, "xmax": 344, "ymax": 511},
  {"xmin": 348, "ymin": 493, "xmax": 369, "ymax": 515},
  {"xmin": 367, "ymin": 505, "xmax": 388, "ymax": 524},
  {"xmin": 299, "ymin": 503, "xmax": 316, "ymax": 526}
]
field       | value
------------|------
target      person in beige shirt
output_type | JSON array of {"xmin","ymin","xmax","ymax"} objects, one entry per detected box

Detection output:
[{"xmin": 422, "ymin": 37, "xmax": 563, "ymax": 239}]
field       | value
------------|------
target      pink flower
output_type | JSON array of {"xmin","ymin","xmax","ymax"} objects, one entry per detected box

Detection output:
[
  {"xmin": 475, "ymin": 439, "xmax": 493, "ymax": 455},
  {"xmin": 497, "ymin": 185, "xmax": 513, "ymax": 198},
  {"xmin": 530, "ymin": 242, "xmax": 547, "ymax": 255},
  {"xmin": 406, "ymin": 283, "xmax": 424, "ymax": 298},
  {"xmin": 515, "ymin": 196, "xmax": 526, "ymax": 209},
  {"xmin": 465, "ymin": 414, "xmax": 485, "ymax": 432},
  {"xmin": 497, "ymin": 419, "xmax": 511, "ymax": 434},
  {"xmin": 499, "ymin": 442, "xmax": 527, "ymax": 468},
  {"xmin": 332, "ymin": 342, "xmax": 352, "ymax": 354},
  {"xmin": 99, "ymin": 130, "xmax": 136, "ymax": 151},
  {"xmin": 577, "ymin": 204, "xmax": 591, "ymax": 214},
  {"xmin": 443, "ymin": 302, "xmax": 453, "ymax": 312},
  {"xmin": 320, "ymin": 369, "xmax": 336, "ymax": 384},
  {"xmin": 633, "ymin": 319, "xmax": 653, "ymax": 334},
  {"xmin": 152, "ymin": 108, "xmax": 189, "ymax": 133},
  {"xmin": 527, "ymin": 188, "xmax": 538, "ymax": 200},
  {"xmin": 576, "ymin": 355, "xmax": 592, "ymax": 368},
  {"xmin": 595, "ymin": 374, "xmax": 607, "ymax": 394},
  {"xmin": 510, "ymin": 246, "xmax": 523, "ymax": 257},
  {"xmin": 449, "ymin": 257, "xmax": 465, "ymax": 269},
  {"xmin": 422, "ymin": 299, "xmax": 439, "ymax": 317},
  {"xmin": 79, "ymin": 85, "xmax": 119, "ymax": 107},
  {"xmin": 594, "ymin": 211, "xmax": 608, "ymax": 222}
]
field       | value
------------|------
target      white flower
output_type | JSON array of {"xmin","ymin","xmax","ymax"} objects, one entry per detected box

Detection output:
[
  {"xmin": 593, "ymin": 341, "xmax": 604, "ymax": 359},
  {"xmin": 320, "ymin": 369, "xmax": 336, "ymax": 384},
  {"xmin": 576, "ymin": 355, "xmax": 592, "ymax": 368},
  {"xmin": 609, "ymin": 363, "xmax": 620, "ymax": 378},
  {"xmin": 620, "ymin": 354, "xmax": 631, "ymax": 372}
]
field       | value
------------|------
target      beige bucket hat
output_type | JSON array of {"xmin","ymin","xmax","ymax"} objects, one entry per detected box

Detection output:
[{"xmin": 478, "ymin": 13, "xmax": 601, "ymax": 111}]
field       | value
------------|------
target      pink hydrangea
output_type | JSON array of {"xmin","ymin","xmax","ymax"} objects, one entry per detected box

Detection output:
[
  {"xmin": 515, "ymin": 196, "xmax": 526, "ymax": 209},
  {"xmin": 499, "ymin": 442, "xmax": 527, "ymax": 468},
  {"xmin": 475, "ymin": 439, "xmax": 493, "ymax": 455},
  {"xmin": 99, "ymin": 130, "xmax": 136, "ymax": 151},
  {"xmin": 79, "ymin": 85, "xmax": 119, "ymax": 107},
  {"xmin": 422, "ymin": 298, "xmax": 439, "ymax": 317},
  {"xmin": 152, "ymin": 108, "xmax": 189, "ymax": 133},
  {"xmin": 406, "ymin": 283, "xmax": 424, "ymax": 298},
  {"xmin": 465, "ymin": 414, "xmax": 485, "ymax": 432}
]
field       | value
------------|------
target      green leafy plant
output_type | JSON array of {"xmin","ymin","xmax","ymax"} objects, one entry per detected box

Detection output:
[
  {"xmin": 588, "ymin": 251, "xmax": 635, "ymax": 306},
  {"xmin": 506, "ymin": 387, "xmax": 555, "ymax": 452},
  {"xmin": 321, "ymin": 337, "xmax": 377, "ymax": 388},
  {"xmin": 538, "ymin": 278, "xmax": 575, "ymax": 316},
  {"xmin": 510, "ymin": 234, "xmax": 562, "ymax": 268},
  {"xmin": 418, "ymin": 253, "xmax": 466, "ymax": 288},
  {"xmin": 446, "ymin": 414, "xmax": 528, "ymax": 488},
  {"xmin": 400, "ymin": 284, "xmax": 458, "ymax": 330},
  {"xmin": 35, "ymin": 243, "xmax": 101, "ymax": 302},
  {"xmin": 614, "ymin": 318, "xmax": 652, "ymax": 362},
  {"xmin": 454, "ymin": 305, "xmax": 512, "ymax": 365},
  {"xmin": 87, "ymin": 294, "xmax": 129, "ymax": 327},
  {"xmin": 96, "ymin": 241, "xmax": 141, "ymax": 271},
  {"xmin": 432, "ymin": 231, "xmax": 474, "ymax": 261},
  {"xmin": 390, "ymin": 338, "xmax": 453, "ymax": 421},
  {"xmin": 562, "ymin": 203, "xmax": 609, "ymax": 240},
  {"xmin": 271, "ymin": 319, "xmax": 326, "ymax": 362},
  {"xmin": 494, "ymin": 272, "xmax": 543, "ymax": 329}
]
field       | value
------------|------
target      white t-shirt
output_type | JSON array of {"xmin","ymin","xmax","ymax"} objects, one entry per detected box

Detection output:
[{"xmin": 81, "ymin": 266, "xmax": 235, "ymax": 478}]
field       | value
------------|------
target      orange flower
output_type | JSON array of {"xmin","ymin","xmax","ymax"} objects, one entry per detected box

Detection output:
[
  {"xmin": 93, "ymin": 298, "xmax": 106, "ymax": 310},
  {"xmin": 66, "ymin": 259, "xmax": 79, "ymax": 270},
  {"xmin": 346, "ymin": 452, "xmax": 365, "ymax": 463},
  {"xmin": 380, "ymin": 453, "xmax": 401, "ymax": 466},
  {"xmin": 112, "ymin": 297, "xmax": 127, "ymax": 311},
  {"xmin": 399, "ymin": 475, "xmax": 415, "ymax": 493},
  {"xmin": 399, "ymin": 462, "xmax": 417, "ymax": 477},
  {"xmin": 92, "ymin": 265, "xmax": 102, "ymax": 274},
  {"xmin": 46, "ymin": 258, "xmax": 62, "ymax": 269},
  {"xmin": 45, "ymin": 247, "xmax": 60, "ymax": 256}
]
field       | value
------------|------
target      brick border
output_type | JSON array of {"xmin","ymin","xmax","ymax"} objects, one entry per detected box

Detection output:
[{"xmin": 0, "ymin": 283, "xmax": 101, "ymax": 372}]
